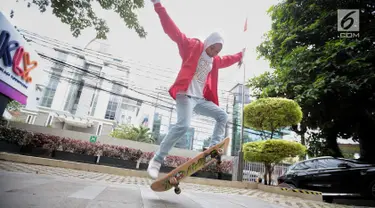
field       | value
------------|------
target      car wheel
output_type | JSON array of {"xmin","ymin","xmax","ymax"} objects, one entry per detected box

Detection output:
[
  {"xmin": 323, "ymin": 196, "xmax": 333, "ymax": 203},
  {"xmin": 369, "ymin": 180, "xmax": 375, "ymax": 200}
]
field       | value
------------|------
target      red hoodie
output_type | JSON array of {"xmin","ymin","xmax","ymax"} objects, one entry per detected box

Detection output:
[{"xmin": 154, "ymin": 3, "xmax": 243, "ymax": 106}]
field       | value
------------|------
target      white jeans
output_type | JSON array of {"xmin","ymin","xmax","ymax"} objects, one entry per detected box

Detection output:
[{"xmin": 153, "ymin": 94, "xmax": 228, "ymax": 163}]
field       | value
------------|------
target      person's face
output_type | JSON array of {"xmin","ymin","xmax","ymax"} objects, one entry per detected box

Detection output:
[{"xmin": 205, "ymin": 43, "xmax": 222, "ymax": 57}]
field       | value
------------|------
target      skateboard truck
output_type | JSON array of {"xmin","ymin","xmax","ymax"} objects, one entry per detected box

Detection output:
[
  {"xmin": 210, "ymin": 148, "xmax": 224, "ymax": 165},
  {"xmin": 168, "ymin": 177, "xmax": 181, "ymax": 194}
]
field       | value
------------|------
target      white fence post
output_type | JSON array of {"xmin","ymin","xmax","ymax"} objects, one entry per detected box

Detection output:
[{"xmin": 238, "ymin": 159, "xmax": 290, "ymax": 184}]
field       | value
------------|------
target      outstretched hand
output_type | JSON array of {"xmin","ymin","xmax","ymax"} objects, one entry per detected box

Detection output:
[{"xmin": 238, "ymin": 48, "xmax": 246, "ymax": 67}]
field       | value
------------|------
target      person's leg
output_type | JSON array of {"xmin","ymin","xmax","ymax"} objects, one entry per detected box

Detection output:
[
  {"xmin": 147, "ymin": 94, "xmax": 195, "ymax": 179},
  {"xmin": 194, "ymin": 99, "xmax": 228, "ymax": 147}
]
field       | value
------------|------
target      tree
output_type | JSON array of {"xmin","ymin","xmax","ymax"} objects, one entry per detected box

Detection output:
[
  {"xmin": 14, "ymin": 0, "xmax": 147, "ymax": 39},
  {"xmin": 110, "ymin": 124, "xmax": 138, "ymax": 141},
  {"xmin": 132, "ymin": 125, "xmax": 155, "ymax": 144},
  {"xmin": 251, "ymin": 0, "xmax": 375, "ymax": 161},
  {"xmin": 6, "ymin": 100, "xmax": 23, "ymax": 112},
  {"xmin": 243, "ymin": 139, "xmax": 306, "ymax": 185},
  {"xmin": 110, "ymin": 124, "xmax": 155, "ymax": 144},
  {"xmin": 243, "ymin": 97, "xmax": 303, "ymax": 139}
]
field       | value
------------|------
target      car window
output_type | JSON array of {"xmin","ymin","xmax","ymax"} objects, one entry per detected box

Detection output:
[
  {"xmin": 316, "ymin": 159, "xmax": 342, "ymax": 168},
  {"xmin": 293, "ymin": 160, "xmax": 316, "ymax": 170}
]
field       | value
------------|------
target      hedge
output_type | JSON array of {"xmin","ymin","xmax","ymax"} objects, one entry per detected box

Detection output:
[{"xmin": 0, "ymin": 126, "xmax": 233, "ymax": 174}]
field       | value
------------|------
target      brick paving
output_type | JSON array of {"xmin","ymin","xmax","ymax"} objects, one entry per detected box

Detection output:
[{"xmin": 0, "ymin": 160, "xmax": 369, "ymax": 208}]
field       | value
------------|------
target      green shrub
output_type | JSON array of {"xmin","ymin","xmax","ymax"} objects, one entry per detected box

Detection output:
[
  {"xmin": 244, "ymin": 97, "xmax": 303, "ymax": 132},
  {"xmin": 243, "ymin": 139, "xmax": 306, "ymax": 185}
]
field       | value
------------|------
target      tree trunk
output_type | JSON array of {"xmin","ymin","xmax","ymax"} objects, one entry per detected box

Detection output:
[
  {"xmin": 263, "ymin": 171, "xmax": 268, "ymax": 185},
  {"xmin": 300, "ymin": 133, "xmax": 306, "ymax": 146},
  {"xmin": 357, "ymin": 121, "xmax": 375, "ymax": 163},
  {"xmin": 325, "ymin": 132, "xmax": 343, "ymax": 157},
  {"xmin": 264, "ymin": 163, "xmax": 273, "ymax": 185}
]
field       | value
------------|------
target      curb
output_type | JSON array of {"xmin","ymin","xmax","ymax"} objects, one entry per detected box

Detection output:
[
  {"xmin": 0, "ymin": 152, "xmax": 257, "ymax": 189},
  {"xmin": 280, "ymin": 187, "xmax": 322, "ymax": 195},
  {"xmin": 0, "ymin": 152, "xmax": 322, "ymax": 202},
  {"xmin": 258, "ymin": 184, "xmax": 323, "ymax": 202}
]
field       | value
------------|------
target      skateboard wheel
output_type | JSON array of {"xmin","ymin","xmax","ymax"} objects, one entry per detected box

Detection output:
[
  {"xmin": 169, "ymin": 177, "xmax": 178, "ymax": 185},
  {"xmin": 174, "ymin": 187, "xmax": 181, "ymax": 195},
  {"xmin": 218, "ymin": 148, "xmax": 224, "ymax": 155}
]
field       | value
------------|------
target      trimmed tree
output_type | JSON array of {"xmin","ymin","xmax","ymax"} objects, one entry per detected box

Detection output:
[
  {"xmin": 243, "ymin": 97, "xmax": 304, "ymax": 185},
  {"xmin": 244, "ymin": 139, "xmax": 306, "ymax": 185},
  {"xmin": 243, "ymin": 97, "xmax": 303, "ymax": 139}
]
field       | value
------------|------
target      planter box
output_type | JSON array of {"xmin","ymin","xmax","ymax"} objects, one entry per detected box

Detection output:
[
  {"xmin": 0, "ymin": 141, "xmax": 21, "ymax": 153},
  {"xmin": 218, "ymin": 172, "xmax": 232, "ymax": 181},
  {"xmin": 52, "ymin": 150, "xmax": 97, "ymax": 164},
  {"xmin": 160, "ymin": 166, "xmax": 174, "ymax": 173},
  {"xmin": 98, "ymin": 156, "xmax": 137, "ymax": 169},
  {"xmin": 138, "ymin": 163, "xmax": 148, "ymax": 170},
  {"xmin": 191, "ymin": 171, "xmax": 218, "ymax": 179},
  {"xmin": 20, "ymin": 146, "xmax": 52, "ymax": 158}
]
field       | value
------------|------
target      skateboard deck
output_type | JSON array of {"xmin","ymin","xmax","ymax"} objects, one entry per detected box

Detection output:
[{"xmin": 150, "ymin": 137, "xmax": 230, "ymax": 194}]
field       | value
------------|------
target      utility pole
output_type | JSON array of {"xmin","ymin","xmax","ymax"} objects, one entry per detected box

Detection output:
[
  {"xmin": 224, "ymin": 92, "xmax": 231, "ymax": 138},
  {"xmin": 153, "ymin": 92, "xmax": 160, "ymax": 117},
  {"xmin": 236, "ymin": 63, "xmax": 246, "ymax": 182}
]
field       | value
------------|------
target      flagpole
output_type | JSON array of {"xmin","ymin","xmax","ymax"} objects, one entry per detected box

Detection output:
[
  {"xmin": 236, "ymin": 17, "xmax": 248, "ymax": 181},
  {"xmin": 236, "ymin": 61, "xmax": 246, "ymax": 181}
]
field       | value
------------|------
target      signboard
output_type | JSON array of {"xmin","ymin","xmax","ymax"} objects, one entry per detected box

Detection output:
[
  {"xmin": 0, "ymin": 12, "xmax": 43, "ymax": 105},
  {"xmin": 89, "ymin": 135, "xmax": 97, "ymax": 143}
]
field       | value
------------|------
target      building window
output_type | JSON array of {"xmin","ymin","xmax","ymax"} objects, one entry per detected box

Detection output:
[
  {"xmin": 104, "ymin": 83, "xmax": 123, "ymax": 120},
  {"xmin": 26, "ymin": 115, "xmax": 33, "ymax": 124},
  {"xmin": 40, "ymin": 74, "xmax": 60, "ymax": 108},
  {"xmin": 96, "ymin": 123, "xmax": 102, "ymax": 136},
  {"xmin": 104, "ymin": 100, "xmax": 118, "ymax": 120},
  {"xmin": 40, "ymin": 51, "xmax": 67, "ymax": 108},
  {"xmin": 64, "ymin": 72, "xmax": 84, "ymax": 114},
  {"xmin": 45, "ymin": 115, "xmax": 54, "ymax": 126}
]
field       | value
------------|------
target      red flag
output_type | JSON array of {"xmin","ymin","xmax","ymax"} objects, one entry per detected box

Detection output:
[{"xmin": 244, "ymin": 17, "xmax": 248, "ymax": 32}]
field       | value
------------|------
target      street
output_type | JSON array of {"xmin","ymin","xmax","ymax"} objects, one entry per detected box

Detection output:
[{"xmin": 0, "ymin": 161, "xmax": 371, "ymax": 208}]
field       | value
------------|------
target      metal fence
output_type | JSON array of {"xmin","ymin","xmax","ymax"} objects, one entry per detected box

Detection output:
[{"xmin": 232, "ymin": 157, "xmax": 291, "ymax": 185}]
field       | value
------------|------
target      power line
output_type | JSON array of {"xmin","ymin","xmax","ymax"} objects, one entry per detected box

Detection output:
[
  {"xmin": 21, "ymin": 30, "xmax": 241, "ymax": 92},
  {"xmin": 38, "ymin": 53, "xmax": 177, "ymax": 107},
  {"xmin": 42, "ymin": 69, "xmax": 174, "ymax": 111}
]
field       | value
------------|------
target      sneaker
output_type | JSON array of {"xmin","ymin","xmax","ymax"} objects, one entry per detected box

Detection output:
[{"xmin": 147, "ymin": 157, "xmax": 161, "ymax": 179}]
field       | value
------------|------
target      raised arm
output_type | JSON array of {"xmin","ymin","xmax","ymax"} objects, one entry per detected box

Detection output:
[
  {"xmin": 152, "ymin": 1, "xmax": 189, "ymax": 54},
  {"xmin": 217, "ymin": 51, "xmax": 244, "ymax": 69}
]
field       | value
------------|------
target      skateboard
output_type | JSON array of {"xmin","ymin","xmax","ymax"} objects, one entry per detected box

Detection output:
[{"xmin": 150, "ymin": 137, "xmax": 230, "ymax": 194}]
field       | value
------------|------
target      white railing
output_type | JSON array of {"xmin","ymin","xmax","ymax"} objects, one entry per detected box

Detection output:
[{"xmin": 232, "ymin": 157, "xmax": 291, "ymax": 185}]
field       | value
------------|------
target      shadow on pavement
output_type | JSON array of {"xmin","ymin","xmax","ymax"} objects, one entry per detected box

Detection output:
[{"xmin": 332, "ymin": 199, "xmax": 375, "ymax": 207}]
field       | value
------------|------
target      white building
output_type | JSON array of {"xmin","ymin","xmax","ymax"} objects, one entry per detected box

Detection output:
[{"xmin": 14, "ymin": 29, "xmax": 143, "ymax": 136}]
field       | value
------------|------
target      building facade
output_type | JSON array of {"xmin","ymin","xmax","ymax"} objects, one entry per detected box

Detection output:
[{"xmin": 14, "ymin": 29, "xmax": 143, "ymax": 136}]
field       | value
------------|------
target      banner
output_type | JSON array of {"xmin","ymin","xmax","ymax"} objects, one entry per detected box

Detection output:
[{"xmin": 0, "ymin": 12, "xmax": 44, "ymax": 108}]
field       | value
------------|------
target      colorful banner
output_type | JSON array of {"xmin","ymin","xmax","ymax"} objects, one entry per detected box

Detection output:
[{"xmin": 0, "ymin": 12, "xmax": 43, "ymax": 106}]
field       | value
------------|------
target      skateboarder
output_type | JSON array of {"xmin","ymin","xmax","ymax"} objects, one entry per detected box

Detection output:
[{"xmin": 147, "ymin": 0, "xmax": 245, "ymax": 179}]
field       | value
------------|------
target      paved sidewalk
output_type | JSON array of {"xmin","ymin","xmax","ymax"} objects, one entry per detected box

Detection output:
[{"xmin": 0, "ymin": 160, "xmax": 363, "ymax": 208}]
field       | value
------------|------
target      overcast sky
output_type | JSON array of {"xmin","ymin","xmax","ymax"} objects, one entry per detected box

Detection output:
[{"xmin": 1, "ymin": 0, "xmax": 280, "ymax": 92}]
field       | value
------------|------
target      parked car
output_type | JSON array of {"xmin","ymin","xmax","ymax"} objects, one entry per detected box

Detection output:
[{"xmin": 277, "ymin": 156, "xmax": 375, "ymax": 202}]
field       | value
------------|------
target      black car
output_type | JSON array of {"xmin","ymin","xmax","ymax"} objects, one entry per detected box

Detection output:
[{"xmin": 277, "ymin": 156, "xmax": 375, "ymax": 202}]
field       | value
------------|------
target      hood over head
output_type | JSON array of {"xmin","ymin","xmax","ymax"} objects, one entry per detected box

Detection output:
[{"xmin": 204, "ymin": 32, "xmax": 224, "ymax": 50}]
